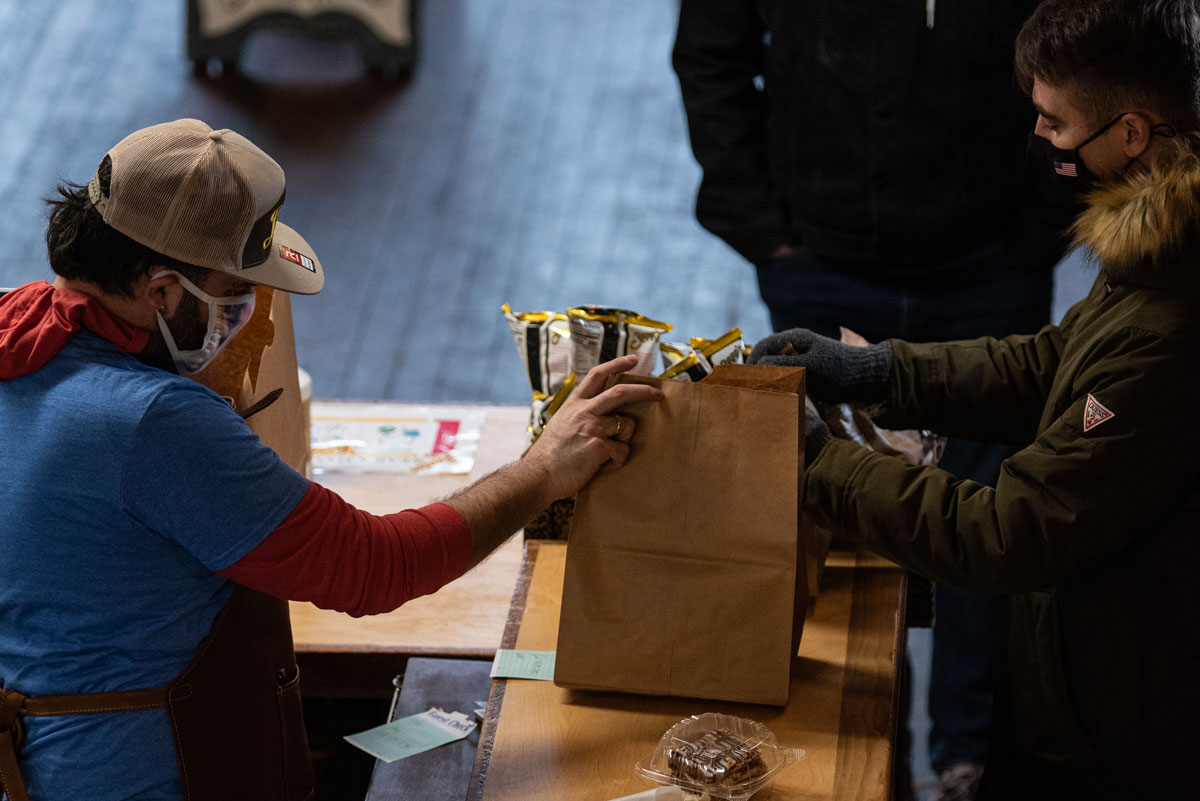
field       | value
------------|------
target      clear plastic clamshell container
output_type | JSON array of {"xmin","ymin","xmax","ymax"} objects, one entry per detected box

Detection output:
[{"xmin": 635, "ymin": 713, "xmax": 804, "ymax": 800}]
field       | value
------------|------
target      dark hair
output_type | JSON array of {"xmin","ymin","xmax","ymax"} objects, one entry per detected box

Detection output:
[
  {"xmin": 44, "ymin": 159, "xmax": 210, "ymax": 297},
  {"xmin": 1015, "ymin": 0, "xmax": 1200, "ymax": 137}
]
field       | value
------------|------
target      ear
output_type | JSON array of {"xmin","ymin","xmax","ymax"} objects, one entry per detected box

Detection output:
[
  {"xmin": 142, "ymin": 268, "xmax": 183, "ymax": 317},
  {"xmin": 1121, "ymin": 113, "xmax": 1154, "ymax": 160}
]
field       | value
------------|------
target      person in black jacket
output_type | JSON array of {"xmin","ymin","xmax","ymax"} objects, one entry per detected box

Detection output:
[{"xmin": 672, "ymin": 3, "xmax": 1076, "ymax": 800}]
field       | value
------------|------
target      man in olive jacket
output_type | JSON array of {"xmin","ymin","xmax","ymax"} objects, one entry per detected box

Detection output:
[{"xmin": 751, "ymin": 1, "xmax": 1200, "ymax": 797}]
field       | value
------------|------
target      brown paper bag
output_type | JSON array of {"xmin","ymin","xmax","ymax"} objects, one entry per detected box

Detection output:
[
  {"xmin": 554, "ymin": 366, "xmax": 807, "ymax": 706},
  {"xmin": 705, "ymin": 366, "xmax": 831, "ymax": 603},
  {"xmin": 191, "ymin": 287, "xmax": 308, "ymax": 474}
]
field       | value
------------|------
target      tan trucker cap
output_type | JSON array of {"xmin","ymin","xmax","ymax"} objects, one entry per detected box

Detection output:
[{"xmin": 86, "ymin": 118, "xmax": 324, "ymax": 295}]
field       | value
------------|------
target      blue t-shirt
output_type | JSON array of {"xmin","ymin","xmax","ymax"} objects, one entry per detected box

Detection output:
[{"xmin": 0, "ymin": 331, "xmax": 310, "ymax": 800}]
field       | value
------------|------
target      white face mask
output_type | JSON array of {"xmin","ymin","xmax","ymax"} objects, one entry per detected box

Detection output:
[{"xmin": 153, "ymin": 270, "xmax": 256, "ymax": 375}]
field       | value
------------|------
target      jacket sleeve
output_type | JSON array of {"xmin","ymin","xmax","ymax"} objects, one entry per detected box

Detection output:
[
  {"xmin": 869, "ymin": 325, "xmax": 1066, "ymax": 447},
  {"xmin": 672, "ymin": 0, "xmax": 788, "ymax": 264},
  {"xmin": 804, "ymin": 325, "xmax": 1200, "ymax": 593},
  {"xmin": 870, "ymin": 285, "xmax": 1096, "ymax": 445}
]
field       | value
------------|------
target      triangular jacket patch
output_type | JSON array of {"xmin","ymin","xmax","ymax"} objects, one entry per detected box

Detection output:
[{"xmin": 1083, "ymin": 394, "xmax": 1115, "ymax": 432}]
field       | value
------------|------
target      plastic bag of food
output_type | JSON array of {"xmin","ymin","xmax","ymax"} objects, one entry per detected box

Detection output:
[
  {"xmin": 502, "ymin": 304, "xmax": 576, "ymax": 443},
  {"xmin": 635, "ymin": 714, "xmax": 804, "ymax": 800},
  {"xmin": 567, "ymin": 305, "xmax": 672, "ymax": 377},
  {"xmin": 659, "ymin": 340, "xmax": 711, "ymax": 382},
  {"xmin": 658, "ymin": 327, "xmax": 745, "ymax": 382},
  {"xmin": 502, "ymin": 304, "xmax": 573, "ymax": 399},
  {"xmin": 690, "ymin": 327, "xmax": 746, "ymax": 371}
]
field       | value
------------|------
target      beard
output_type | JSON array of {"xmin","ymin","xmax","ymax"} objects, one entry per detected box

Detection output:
[{"xmin": 138, "ymin": 290, "xmax": 210, "ymax": 373}]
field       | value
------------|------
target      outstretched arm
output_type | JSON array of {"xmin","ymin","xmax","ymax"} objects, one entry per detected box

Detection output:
[
  {"xmin": 217, "ymin": 356, "xmax": 664, "ymax": 614},
  {"xmin": 751, "ymin": 314, "xmax": 1077, "ymax": 448},
  {"xmin": 804, "ymin": 325, "xmax": 1197, "ymax": 592}
]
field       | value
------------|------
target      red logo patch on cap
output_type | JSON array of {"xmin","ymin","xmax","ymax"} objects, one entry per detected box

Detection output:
[
  {"xmin": 1083, "ymin": 394, "xmax": 1115, "ymax": 432},
  {"xmin": 279, "ymin": 245, "xmax": 316, "ymax": 273}
]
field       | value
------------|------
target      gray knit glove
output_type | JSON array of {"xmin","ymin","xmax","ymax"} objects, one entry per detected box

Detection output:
[{"xmin": 748, "ymin": 328, "xmax": 893, "ymax": 403}]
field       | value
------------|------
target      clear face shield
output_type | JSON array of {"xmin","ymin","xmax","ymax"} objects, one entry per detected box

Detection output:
[{"xmin": 152, "ymin": 270, "xmax": 256, "ymax": 376}]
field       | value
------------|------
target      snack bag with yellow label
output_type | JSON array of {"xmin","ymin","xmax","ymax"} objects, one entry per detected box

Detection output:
[
  {"xmin": 567, "ymin": 306, "xmax": 672, "ymax": 377},
  {"xmin": 690, "ymin": 327, "xmax": 746, "ymax": 370},
  {"xmin": 658, "ymin": 340, "xmax": 712, "ymax": 382},
  {"xmin": 502, "ymin": 304, "xmax": 575, "ymax": 443}
]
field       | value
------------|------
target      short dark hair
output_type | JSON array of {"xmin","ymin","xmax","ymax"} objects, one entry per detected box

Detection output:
[
  {"xmin": 1015, "ymin": 0, "xmax": 1200, "ymax": 135},
  {"xmin": 45, "ymin": 159, "xmax": 210, "ymax": 297}
]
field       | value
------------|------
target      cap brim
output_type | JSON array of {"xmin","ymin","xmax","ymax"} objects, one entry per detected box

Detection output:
[{"xmin": 237, "ymin": 222, "xmax": 325, "ymax": 295}]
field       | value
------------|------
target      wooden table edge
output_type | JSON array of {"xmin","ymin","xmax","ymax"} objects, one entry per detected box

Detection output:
[
  {"xmin": 830, "ymin": 554, "xmax": 908, "ymax": 798},
  {"xmin": 465, "ymin": 539, "xmax": 542, "ymax": 801}
]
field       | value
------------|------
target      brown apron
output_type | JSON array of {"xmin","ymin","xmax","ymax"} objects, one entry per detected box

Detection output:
[{"xmin": 0, "ymin": 585, "xmax": 314, "ymax": 801}]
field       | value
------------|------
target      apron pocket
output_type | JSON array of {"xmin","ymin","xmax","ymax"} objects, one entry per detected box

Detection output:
[{"xmin": 276, "ymin": 665, "xmax": 315, "ymax": 801}]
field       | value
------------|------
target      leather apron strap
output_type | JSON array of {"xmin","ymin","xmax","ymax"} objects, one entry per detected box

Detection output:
[
  {"xmin": 22, "ymin": 687, "xmax": 168, "ymax": 717},
  {"xmin": 0, "ymin": 685, "xmax": 169, "ymax": 801},
  {"xmin": 0, "ymin": 688, "xmax": 29, "ymax": 801}
]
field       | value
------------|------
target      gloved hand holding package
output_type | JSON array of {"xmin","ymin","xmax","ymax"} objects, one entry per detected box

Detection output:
[{"xmin": 748, "ymin": 326, "xmax": 945, "ymax": 467}]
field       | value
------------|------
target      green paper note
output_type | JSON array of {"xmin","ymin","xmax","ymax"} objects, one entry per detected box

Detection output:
[
  {"xmin": 490, "ymin": 649, "xmax": 556, "ymax": 680},
  {"xmin": 344, "ymin": 707, "xmax": 476, "ymax": 763}
]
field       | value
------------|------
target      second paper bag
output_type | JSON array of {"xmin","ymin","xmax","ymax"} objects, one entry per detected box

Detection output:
[{"xmin": 554, "ymin": 368, "xmax": 806, "ymax": 706}]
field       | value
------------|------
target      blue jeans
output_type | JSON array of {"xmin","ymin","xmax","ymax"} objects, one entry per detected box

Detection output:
[{"xmin": 757, "ymin": 241, "xmax": 1052, "ymax": 773}]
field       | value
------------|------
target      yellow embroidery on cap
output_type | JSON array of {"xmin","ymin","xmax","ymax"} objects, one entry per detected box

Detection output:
[{"xmin": 262, "ymin": 206, "xmax": 281, "ymax": 251}]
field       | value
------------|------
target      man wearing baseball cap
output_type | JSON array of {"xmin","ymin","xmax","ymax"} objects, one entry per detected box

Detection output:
[{"xmin": 0, "ymin": 119, "xmax": 661, "ymax": 801}]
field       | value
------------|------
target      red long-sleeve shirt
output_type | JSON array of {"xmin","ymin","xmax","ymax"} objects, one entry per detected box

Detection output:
[{"xmin": 217, "ymin": 482, "xmax": 472, "ymax": 616}]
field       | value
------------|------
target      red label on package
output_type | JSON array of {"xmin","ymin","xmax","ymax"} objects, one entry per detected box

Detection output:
[
  {"xmin": 1082, "ymin": 394, "xmax": 1115, "ymax": 432},
  {"xmin": 431, "ymin": 420, "xmax": 460, "ymax": 454}
]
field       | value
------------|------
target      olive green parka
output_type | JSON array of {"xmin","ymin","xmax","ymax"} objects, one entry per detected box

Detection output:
[{"xmin": 804, "ymin": 156, "xmax": 1200, "ymax": 796}]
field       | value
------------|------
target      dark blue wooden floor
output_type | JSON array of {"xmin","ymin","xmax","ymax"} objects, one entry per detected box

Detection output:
[{"xmin": 0, "ymin": 0, "xmax": 767, "ymax": 405}]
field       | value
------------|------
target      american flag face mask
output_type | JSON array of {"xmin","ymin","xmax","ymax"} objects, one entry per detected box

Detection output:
[{"xmin": 1027, "ymin": 112, "xmax": 1176, "ymax": 197}]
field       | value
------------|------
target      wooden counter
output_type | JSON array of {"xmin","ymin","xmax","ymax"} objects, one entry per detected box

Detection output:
[
  {"xmin": 468, "ymin": 540, "xmax": 906, "ymax": 801},
  {"xmin": 289, "ymin": 402, "xmax": 530, "ymax": 696}
]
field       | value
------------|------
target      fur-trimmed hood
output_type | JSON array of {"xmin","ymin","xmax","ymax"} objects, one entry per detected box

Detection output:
[{"xmin": 1073, "ymin": 154, "xmax": 1200, "ymax": 281}]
